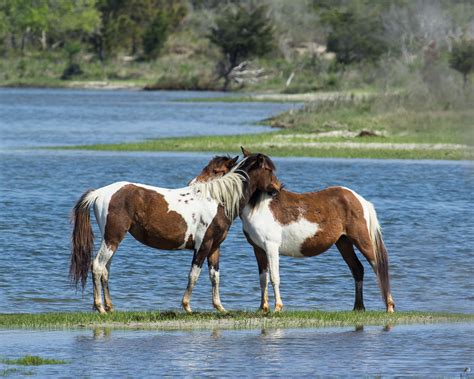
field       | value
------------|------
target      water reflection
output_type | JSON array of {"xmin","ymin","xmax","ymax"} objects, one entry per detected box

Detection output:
[
  {"xmin": 0, "ymin": 324, "xmax": 472, "ymax": 376},
  {"xmin": 92, "ymin": 327, "xmax": 112, "ymax": 340}
]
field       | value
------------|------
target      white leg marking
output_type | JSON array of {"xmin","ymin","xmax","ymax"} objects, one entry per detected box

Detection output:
[
  {"xmin": 92, "ymin": 241, "xmax": 115, "ymax": 313},
  {"xmin": 209, "ymin": 267, "xmax": 225, "ymax": 312},
  {"xmin": 266, "ymin": 244, "xmax": 283, "ymax": 311},
  {"xmin": 259, "ymin": 270, "xmax": 269, "ymax": 311},
  {"xmin": 182, "ymin": 264, "xmax": 202, "ymax": 313}
]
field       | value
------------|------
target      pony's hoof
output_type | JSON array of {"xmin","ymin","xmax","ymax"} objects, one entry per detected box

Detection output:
[
  {"xmin": 353, "ymin": 305, "xmax": 366, "ymax": 312},
  {"xmin": 259, "ymin": 304, "xmax": 270, "ymax": 313},
  {"xmin": 387, "ymin": 304, "xmax": 395, "ymax": 313},
  {"xmin": 94, "ymin": 304, "xmax": 107, "ymax": 314},
  {"xmin": 105, "ymin": 305, "xmax": 115, "ymax": 313},
  {"xmin": 274, "ymin": 303, "xmax": 283, "ymax": 312},
  {"xmin": 183, "ymin": 302, "xmax": 192, "ymax": 314},
  {"xmin": 214, "ymin": 304, "xmax": 227, "ymax": 313}
]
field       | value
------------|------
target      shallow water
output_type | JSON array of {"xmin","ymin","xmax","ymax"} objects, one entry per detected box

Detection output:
[
  {"xmin": 0, "ymin": 88, "xmax": 297, "ymax": 148},
  {"xmin": 0, "ymin": 89, "xmax": 472, "ymax": 376},
  {"xmin": 0, "ymin": 324, "xmax": 473, "ymax": 377},
  {"xmin": 1, "ymin": 151, "xmax": 472, "ymax": 314}
]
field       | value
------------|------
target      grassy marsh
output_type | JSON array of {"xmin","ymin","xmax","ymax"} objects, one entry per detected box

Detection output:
[
  {"xmin": 64, "ymin": 94, "xmax": 474, "ymax": 160},
  {"xmin": 0, "ymin": 310, "xmax": 472, "ymax": 330},
  {"xmin": 0, "ymin": 356, "xmax": 66, "ymax": 366}
]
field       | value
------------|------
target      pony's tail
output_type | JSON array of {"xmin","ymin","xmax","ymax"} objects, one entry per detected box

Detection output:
[
  {"xmin": 70, "ymin": 189, "xmax": 96, "ymax": 291},
  {"xmin": 365, "ymin": 201, "xmax": 394, "ymax": 312}
]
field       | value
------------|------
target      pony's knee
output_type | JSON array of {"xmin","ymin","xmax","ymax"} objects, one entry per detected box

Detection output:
[
  {"xmin": 270, "ymin": 277, "xmax": 280, "ymax": 287},
  {"xmin": 91, "ymin": 260, "xmax": 101, "ymax": 276},
  {"xmin": 208, "ymin": 266, "xmax": 219, "ymax": 285}
]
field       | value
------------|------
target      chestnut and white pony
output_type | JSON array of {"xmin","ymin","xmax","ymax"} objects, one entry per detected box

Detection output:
[
  {"xmin": 192, "ymin": 149, "xmax": 395, "ymax": 313},
  {"xmin": 70, "ymin": 153, "xmax": 281, "ymax": 314}
]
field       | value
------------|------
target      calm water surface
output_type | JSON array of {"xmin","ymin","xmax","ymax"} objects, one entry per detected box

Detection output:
[
  {"xmin": 1, "ymin": 324, "xmax": 473, "ymax": 377},
  {"xmin": 0, "ymin": 89, "xmax": 472, "ymax": 376},
  {"xmin": 0, "ymin": 88, "xmax": 297, "ymax": 148}
]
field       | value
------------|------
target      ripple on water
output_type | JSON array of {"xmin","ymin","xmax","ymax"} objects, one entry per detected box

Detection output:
[{"xmin": 0, "ymin": 324, "xmax": 472, "ymax": 376}]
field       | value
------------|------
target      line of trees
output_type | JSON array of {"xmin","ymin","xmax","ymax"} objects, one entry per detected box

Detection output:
[
  {"xmin": 1, "ymin": 0, "xmax": 473, "ymax": 88},
  {"xmin": 0, "ymin": 0, "xmax": 187, "ymax": 61}
]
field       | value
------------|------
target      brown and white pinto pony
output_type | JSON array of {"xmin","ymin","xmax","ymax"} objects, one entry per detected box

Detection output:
[
  {"xmin": 192, "ymin": 148, "xmax": 395, "ymax": 313},
  {"xmin": 70, "ymin": 153, "xmax": 281, "ymax": 314}
]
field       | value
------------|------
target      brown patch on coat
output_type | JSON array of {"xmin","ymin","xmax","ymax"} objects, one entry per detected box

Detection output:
[
  {"xmin": 104, "ymin": 184, "xmax": 189, "ymax": 250},
  {"xmin": 268, "ymin": 187, "xmax": 367, "ymax": 257}
]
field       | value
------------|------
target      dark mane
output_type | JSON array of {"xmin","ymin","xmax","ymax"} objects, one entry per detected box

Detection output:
[
  {"xmin": 236, "ymin": 153, "xmax": 276, "ymax": 173},
  {"xmin": 235, "ymin": 153, "xmax": 276, "ymax": 210},
  {"xmin": 211, "ymin": 155, "xmax": 234, "ymax": 164}
]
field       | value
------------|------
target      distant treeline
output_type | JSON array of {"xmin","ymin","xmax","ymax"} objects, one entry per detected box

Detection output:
[{"xmin": 0, "ymin": 0, "xmax": 473, "ymax": 90}]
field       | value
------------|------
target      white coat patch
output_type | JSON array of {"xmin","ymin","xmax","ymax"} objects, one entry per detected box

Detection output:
[{"xmin": 241, "ymin": 194, "xmax": 319, "ymax": 258}]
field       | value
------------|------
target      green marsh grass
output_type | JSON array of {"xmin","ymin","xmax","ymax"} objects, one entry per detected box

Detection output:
[
  {"xmin": 0, "ymin": 355, "xmax": 66, "ymax": 366},
  {"xmin": 61, "ymin": 94, "xmax": 474, "ymax": 160},
  {"xmin": 1, "ymin": 310, "xmax": 472, "ymax": 330}
]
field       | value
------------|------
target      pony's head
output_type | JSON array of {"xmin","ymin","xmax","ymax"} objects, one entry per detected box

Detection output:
[
  {"xmin": 189, "ymin": 155, "xmax": 239, "ymax": 185},
  {"xmin": 238, "ymin": 147, "xmax": 282, "ymax": 195}
]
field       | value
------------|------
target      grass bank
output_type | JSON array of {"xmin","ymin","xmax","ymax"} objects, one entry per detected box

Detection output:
[
  {"xmin": 0, "ymin": 310, "xmax": 472, "ymax": 330},
  {"xmin": 64, "ymin": 94, "xmax": 474, "ymax": 160},
  {"xmin": 0, "ymin": 356, "xmax": 66, "ymax": 366}
]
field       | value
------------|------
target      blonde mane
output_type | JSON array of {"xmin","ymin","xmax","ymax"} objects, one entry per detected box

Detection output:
[{"xmin": 191, "ymin": 168, "xmax": 246, "ymax": 220}]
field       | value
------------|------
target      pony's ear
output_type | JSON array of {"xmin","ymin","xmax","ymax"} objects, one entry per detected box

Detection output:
[
  {"xmin": 257, "ymin": 154, "xmax": 271, "ymax": 170},
  {"xmin": 241, "ymin": 146, "xmax": 251, "ymax": 157},
  {"xmin": 227, "ymin": 156, "xmax": 239, "ymax": 167}
]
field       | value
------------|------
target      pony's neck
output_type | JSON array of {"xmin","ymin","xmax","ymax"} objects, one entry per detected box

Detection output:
[{"xmin": 239, "ymin": 182, "xmax": 273, "ymax": 214}]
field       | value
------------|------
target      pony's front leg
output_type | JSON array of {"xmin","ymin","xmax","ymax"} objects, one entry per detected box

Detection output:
[
  {"xmin": 207, "ymin": 248, "xmax": 226, "ymax": 312},
  {"xmin": 253, "ymin": 245, "xmax": 270, "ymax": 312},
  {"xmin": 182, "ymin": 263, "xmax": 201, "ymax": 313},
  {"xmin": 266, "ymin": 243, "xmax": 283, "ymax": 312},
  {"xmin": 182, "ymin": 244, "xmax": 210, "ymax": 313}
]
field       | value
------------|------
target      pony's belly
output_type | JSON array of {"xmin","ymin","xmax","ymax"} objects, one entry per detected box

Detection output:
[
  {"xmin": 129, "ymin": 225, "xmax": 185, "ymax": 250},
  {"xmin": 279, "ymin": 219, "xmax": 319, "ymax": 258}
]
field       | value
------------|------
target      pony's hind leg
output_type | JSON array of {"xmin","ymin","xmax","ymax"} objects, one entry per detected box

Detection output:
[
  {"xmin": 336, "ymin": 236, "xmax": 365, "ymax": 311},
  {"xmin": 349, "ymin": 228, "xmax": 395, "ymax": 313},
  {"xmin": 207, "ymin": 248, "xmax": 226, "ymax": 312},
  {"xmin": 102, "ymin": 259, "xmax": 114, "ymax": 312},
  {"xmin": 92, "ymin": 240, "xmax": 119, "ymax": 314}
]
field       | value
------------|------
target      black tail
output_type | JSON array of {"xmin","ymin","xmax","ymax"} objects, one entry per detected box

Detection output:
[{"xmin": 70, "ymin": 189, "xmax": 95, "ymax": 290}]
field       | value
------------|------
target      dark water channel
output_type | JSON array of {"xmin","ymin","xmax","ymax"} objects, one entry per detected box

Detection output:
[{"xmin": 0, "ymin": 89, "xmax": 472, "ymax": 376}]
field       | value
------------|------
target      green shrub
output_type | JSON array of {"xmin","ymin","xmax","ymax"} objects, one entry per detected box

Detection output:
[
  {"xmin": 142, "ymin": 11, "xmax": 170, "ymax": 60},
  {"xmin": 208, "ymin": 4, "xmax": 274, "ymax": 90},
  {"xmin": 449, "ymin": 38, "xmax": 474, "ymax": 87}
]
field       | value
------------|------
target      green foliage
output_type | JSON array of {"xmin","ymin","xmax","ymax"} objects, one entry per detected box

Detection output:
[
  {"xmin": 94, "ymin": 0, "xmax": 186, "ymax": 60},
  {"xmin": 142, "ymin": 10, "xmax": 169, "ymax": 60},
  {"xmin": 449, "ymin": 38, "xmax": 474, "ymax": 85},
  {"xmin": 323, "ymin": 8, "xmax": 391, "ymax": 65},
  {"xmin": 0, "ymin": 0, "xmax": 100, "ymax": 51},
  {"xmin": 208, "ymin": 4, "xmax": 274, "ymax": 90}
]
